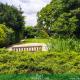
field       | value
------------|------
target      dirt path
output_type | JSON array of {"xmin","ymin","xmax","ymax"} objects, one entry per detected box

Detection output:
[{"xmin": 8, "ymin": 43, "xmax": 48, "ymax": 51}]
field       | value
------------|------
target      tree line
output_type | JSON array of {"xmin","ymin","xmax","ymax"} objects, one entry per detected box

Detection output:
[
  {"xmin": 1, "ymin": 0, "xmax": 80, "ymax": 47},
  {"xmin": 0, "ymin": 3, "xmax": 24, "ymax": 47},
  {"xmin": 37, "ymin": 0, "xmax": 80, "ymax": 38}
]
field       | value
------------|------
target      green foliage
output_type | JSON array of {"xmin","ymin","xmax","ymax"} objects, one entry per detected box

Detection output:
[
  {"xmin": 24, "ymin": 26, "xmax": 37, "ymax": 38},
  {"xmin": 37, "ymin": 0, "xmax": 80, "ymax": 38},
  {"xmin": 0, "ymin": 49, "xmax": 80, "ymax": 74},
  {"xmin": 0, "ymin": 24, "xmax": 15, "ymax": 47},
  {"xmin": 52, "ymin": 14, "xmax": 78, "ymax": 37},
  {"xmin": 0, "ymin": 74, "xmax": 80, "ymax": 80},
  {"xmin": 0, "ymin": 24, "xmax": 12, "ymax": 47},
  {"xmin": 0, "ymin": 3, "xmax": 24, "ymax": 31},
  {"xmin": 49, "ymin": 38, "xmax": 80, "ymax": 52},
  {"xmin": 0, "ymin": 25, "xmax": 6, "ymax": 47},
  {"xmin": 0, "ymin": 3, "xmax": 25, "ymax": 42},
  {"xmin": 5, "ymin": 28, "xmax": 15, "ymax": 44},
  {"xmin": 37, "ymin": 30, "xmax": 49, "ymax": 38},
  {"xmin": 24, "ymin": 26, "xmax": 49, "ymax": 38}
]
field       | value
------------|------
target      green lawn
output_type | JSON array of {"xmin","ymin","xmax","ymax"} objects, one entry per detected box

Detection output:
[
  {"xmin": 0, "ymin": 74, "xmax": 80, "ymax": 80},
  {"xmin": 19, "ymin": 38, "xmax": 49, "ymax": 44}
]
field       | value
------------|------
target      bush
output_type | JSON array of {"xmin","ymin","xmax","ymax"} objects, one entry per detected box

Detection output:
[
  {"xmin": 24, "ymin": 26, "xmax": 37, "ymax": 38},
  {"xmin": 0, "ymin": 49, "xmax": 80, "ymax": 74},
  {"xmin": 37, "ymin": 30, "xmax": 49, "ymax": 38},
  {"xmin": 5, "ymin": 28, "xmax": 16, "ymax": 45},
  {"xmin": 0, "ymin": 25, "xmax": 7, "ymax": 47},
  {"xmin": 0, "ymin": 24, "xmax": 16, "ymax": 47},
  {"xmin": 24, "ymin": 26, "xmax": 49, "ymax": 38}
]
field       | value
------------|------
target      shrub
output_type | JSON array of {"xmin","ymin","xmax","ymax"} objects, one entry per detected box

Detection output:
[
  {"xmin": 0, "ymin": 49, "xmax": 80, "ymax": 74},
  {"xmin": 0, "ymin": 24, "xmax": 15, "ymax": 47},
  {"xmin": 24, "ymin": 26, "xmax": 38, "ymax": 38},
  {"xmin": 37, "ymin": 30, "xmax": 49, "ymax": 38},
  {"xmin": 24, "ymin": 26, "xmax": 49, "ymax": 38},
  {"xmin": 0, "ymin": 25, "xmax": 7, "ymax": 47},
  {"xmin": 5, "ymin": 28, "xmax": 15, "ymax": 45}
]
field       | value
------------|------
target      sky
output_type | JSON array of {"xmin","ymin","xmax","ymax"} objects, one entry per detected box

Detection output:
[{"xmin": 0, "ymin": 0, "xmax": 51, "ymax": 26}]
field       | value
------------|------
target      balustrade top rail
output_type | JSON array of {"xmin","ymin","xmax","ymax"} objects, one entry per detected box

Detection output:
[{"xmin": 12, "ymin": 46, "xmax": 42, "ymax": 52}]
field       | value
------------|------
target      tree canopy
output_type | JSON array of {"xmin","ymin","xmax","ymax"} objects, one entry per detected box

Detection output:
[
  {"xmin": 37, "ymin": 0, "xmax": 80, "ymax": 38},
  {"xmin": 0, "ymin": 3, "xmax": 24, "ymax": 31},
  {"xmin": 0, "ymin": 24, "xmax": 15, "ymax": 47},
  {"xmin": 0, "ymin": 3, "xmax": 25, "ymax": 43},
  {"xmin": 0, "ymin": 25, "xmax": 6, "ymax": 46}
]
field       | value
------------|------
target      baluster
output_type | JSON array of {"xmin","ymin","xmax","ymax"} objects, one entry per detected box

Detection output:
[
  {"xmin": 26, "ymin": 47, "xmax": 28, "ymax": 51},
  {"xmin": 31, "ymin": 46, "xmax": 33, "ymax": 52},
  {"xmin": 27, "ymin": 47, "xmax": 29, "ymax": 51},
  {"xmin": 35, "ymin": 47, "xmax": 37, "ymax": 51},
  {"xmin": 31, "ymin": 46, "xmax": 33, "ymax": 51},
  {"xmin": 20, "ymin": 48, "xmax": 21, "ymax": 51},
  {"xmin": 23, "ymin": 47, "xmax": 24, "ymax": 51},
  {"xmin": 17, "ymin": 48, "xmax": 19, "ymax": 52},
  {"xmin": 40, "ymin": 46, "xmax": 42, "ymax": 51},
  {"xmin": 25, "ymin": 47, "xmax": 27, "ymax": 51},
  {"xmin": 22, "ymin": 47, "xmax": 23, "ymax": 51},
  {"xmin": 33, "ymin": 46, "xmax": 35, "ymax": 51},
  {"xmin": 29, "ymin": 47, "xmax": 31, "ymax": 51},
  {"xmin": 12, "ymin": 47, "xmax": 14, "ymax": 51},
  {"xmin": 15, "ymin": 48, "xmax": 16, "ymax": 51}
]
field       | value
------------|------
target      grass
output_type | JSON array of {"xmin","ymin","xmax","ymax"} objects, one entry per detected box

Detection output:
[
  {"xmin": 49, "ymin": 38, "xmax": 80, "ymax": 52},
  {"xmin": 18, "ymin": 38, "xmax": 80, "ymax": 52},
  {"xmin": 0, "ymin": 74, "xmax": 80, "ymax": 80},
  {"xmin": 19, "ymin": 38, "xmax": 49, "ymax": 44}
]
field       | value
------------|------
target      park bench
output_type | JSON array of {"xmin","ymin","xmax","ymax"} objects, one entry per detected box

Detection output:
[{"xmin": 12, "ymin": 46, "xmax": 42, "ymax": 52}]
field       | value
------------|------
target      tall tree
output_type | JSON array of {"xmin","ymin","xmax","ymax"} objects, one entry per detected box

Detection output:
[
  {"xmin": 37, "ymin": 0, "xmax": 80, "ymax": 37},
  {"xmin": 0, "ymin": 3, "xmax": 25, "ymax": 41}
]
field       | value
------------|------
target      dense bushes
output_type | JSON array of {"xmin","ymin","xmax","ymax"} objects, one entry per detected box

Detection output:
[
  {"xmin": 0, "ymin": 24, "xmax": 16, "ymax": 47},
  {"xmin": 0, "ymin": 49, "xmax": 80, "ymax": 74},
  {"xmin": 37, "ymin": 30, "xmax": 49, "ymax": 38},
  {"xmin": 24, "ymin": 26, "xmax": 49, "ymax": 38},
  {"xmin": 0, "ymin": 3, "xmax": 24, "ymax": 32},
  {"xmin": 0, "ymin": 25, "xmax": 6, "ymax": 47},
  {"xmin": 0, "ymin": 3, "xmax": 24, "ymax": 47},
  {"xmin": 24, "ymin": 26, "xmax": 37, "ymax": 38},
  {"xmin": 0, "ymin": 24, "xmax": 15, "ymax": 47}
]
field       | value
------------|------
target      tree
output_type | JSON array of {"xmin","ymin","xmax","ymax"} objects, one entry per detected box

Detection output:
[
  {"xmin": 0, "ymin": 3, "xmax": 25, "ymax": 41},
  {"xmin": 37, "ymin": 0, "xmax": 80, "ymax": 38},
  {"xmin": 24, "ymin": 26, "xmax": 38, "ymax": 38},
  {"xmin": 0, "ymin": 25, "xmax": 6, "ymax": 47},
  {"xmin": 0, "ymin": 24, "xmax": 14, "ymax": 47}
]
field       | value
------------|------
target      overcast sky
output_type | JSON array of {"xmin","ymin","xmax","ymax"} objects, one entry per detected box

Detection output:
[{"xmin": 0, "ymin": 0, "xmax": 51, "ymax": 26}]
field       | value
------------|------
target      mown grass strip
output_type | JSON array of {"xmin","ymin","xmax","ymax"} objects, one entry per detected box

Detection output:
[{"xmin": 0, "ymin": 74, "xmax": 80, "ymax": 80}]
